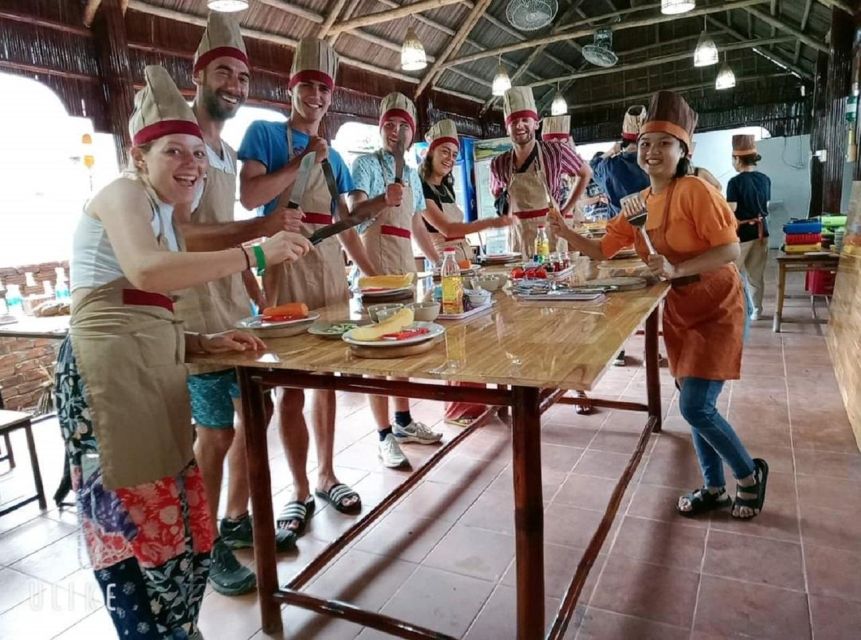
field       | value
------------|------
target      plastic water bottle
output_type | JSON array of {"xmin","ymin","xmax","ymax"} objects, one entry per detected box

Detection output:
[
  {"xmin": 54, "ymin": 267, "xmax": 70, "ymax": 301},
  {"xmin": 440, "ymin": 248, "xmax": 463, "ymax": 315},
  {"xmin": 534, "ymin": 225, "xmax": 550, "ymax": 263},
  {"xmin": 6, "ymin": 284, "xmax": 24, "ymax": 317}
]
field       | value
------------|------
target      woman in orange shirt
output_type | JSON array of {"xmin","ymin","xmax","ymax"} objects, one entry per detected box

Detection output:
[{"xmin": 550, "ymin": 91, "xmax": 768, "ymax": 519}]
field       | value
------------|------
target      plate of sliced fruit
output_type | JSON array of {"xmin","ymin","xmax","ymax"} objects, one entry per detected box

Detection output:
[
  {"xmin": 342, "ymin": 308, "xmax": 444, "ymax": 347},
  {"xmin": 236, "ymin": 303, "xmax": 318, "ymax": 338}
]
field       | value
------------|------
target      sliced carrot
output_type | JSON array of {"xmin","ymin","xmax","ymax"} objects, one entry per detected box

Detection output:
[{"xmin": 262, "ymin": 302, "xmax": 309, "ymax": 319}]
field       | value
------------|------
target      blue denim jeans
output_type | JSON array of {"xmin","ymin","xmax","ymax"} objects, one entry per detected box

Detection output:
[{"xmin": 679, "ymin": 377, "xmax": 755, "ymax": 488}]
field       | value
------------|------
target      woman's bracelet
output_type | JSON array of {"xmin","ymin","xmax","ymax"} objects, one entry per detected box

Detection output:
[
  {"xmin": 238, "ymin": 245, "xmax": 251, "ymax": 271},
  {"xmin": 252, "ymin": 244, "xmax": 266, "ymax": 276}
]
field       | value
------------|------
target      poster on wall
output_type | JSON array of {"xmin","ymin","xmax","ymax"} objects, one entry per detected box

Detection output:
[{"xmin": 473, "ymin": 138, "xmax": 512, "ymax": 255}]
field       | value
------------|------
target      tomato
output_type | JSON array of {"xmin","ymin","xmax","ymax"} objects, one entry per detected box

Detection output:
[
  {"xmin": 533, "ymin": 267, "xmax": 548, "ymax": 279},
  {"xmin": 381, "ymin": 328, "xmax": 431, "ymax": 341},
  {"xmin": 511, "ymin": 267, "xmax": 525, "ymax": 279}
]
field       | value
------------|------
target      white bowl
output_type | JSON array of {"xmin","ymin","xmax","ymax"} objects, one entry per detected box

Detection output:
[
  {"xmin": 408, "ymin": 301, "xmax": 441, "ymax": 322},
  {"xmin": 367, "ymin": 303, "xmax": 404, "ymax": 323}
]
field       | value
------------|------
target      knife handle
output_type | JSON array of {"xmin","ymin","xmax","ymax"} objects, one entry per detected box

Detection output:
[
  {"xmin": 286, "ymin": 201, "xmax": 300, "ymax": 210},
  {"xmin": 394, "ymin": 177, "xmax": 403, "ymax": 185}
]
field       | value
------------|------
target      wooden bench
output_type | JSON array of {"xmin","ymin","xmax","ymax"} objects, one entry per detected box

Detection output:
[{"xmin": 0, "ymin": 409, "xmax": 47, "ymax": 517}]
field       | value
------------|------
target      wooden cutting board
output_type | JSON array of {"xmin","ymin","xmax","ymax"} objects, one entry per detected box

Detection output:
[{"xmin": 349, "ymin": 337, "xmax": 441, "ymax": 359}]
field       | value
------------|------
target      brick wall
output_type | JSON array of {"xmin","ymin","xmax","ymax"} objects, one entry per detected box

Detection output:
[{"xmin": 1, "ymin": 261, "xmax": 69, "ymax": 412}]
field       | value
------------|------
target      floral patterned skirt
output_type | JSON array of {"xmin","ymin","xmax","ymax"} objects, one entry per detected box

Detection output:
[{"xmin": 55, "ymin": 337, "xmax": 213, "ymax": 639}]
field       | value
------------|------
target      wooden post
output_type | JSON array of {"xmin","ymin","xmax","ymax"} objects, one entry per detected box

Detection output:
[
  {"xmin": 645, "ymin": 307, "xmax": 662, "ymax": 432},
  {"xmin": 91, "ymin": 0, "xmax": 134, "ymax": 168},
  {"xmin": 511, "ymin": 386, "xmax": 544, "ymax": 640}
]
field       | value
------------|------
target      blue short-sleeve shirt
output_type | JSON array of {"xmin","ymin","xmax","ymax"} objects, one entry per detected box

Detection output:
[
  {"xmin": 237, "ymin": 120, "xmax": 354, "ymax": 217},
  {"xmin": 350, "ymin": 151, "xmax": 426, "ymax": 214}
]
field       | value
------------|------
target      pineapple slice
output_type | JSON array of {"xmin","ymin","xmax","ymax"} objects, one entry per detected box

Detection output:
[{"xmin": 351, "ymin": 308, "xmax": 415, "ymax": 341}]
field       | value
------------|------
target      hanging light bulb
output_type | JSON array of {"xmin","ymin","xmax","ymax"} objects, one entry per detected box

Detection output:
[
  {"xmin": 550, "ymin": 85, "xmax": 567, "ymax": 115},
  {"xmin": 661, "ymin": 0, "xmax": 695, "ymax": 15},
  {"xmin": 207, "ymin": 0, "xmax": 249, "ymax": 12},
  {"xmin": 693, "ymin": 17, "xmax": 718, "ymax": 67},
  {"xmin": 715, "ymin": 53, "xmax": 736, "ymax": 90},
  {"xmin": 492, "ymin": 59, "xmax": 512, "ymax": 96},
  {"xmin": 400, "ymin": 26, "xmax": 427, "ymax": 71}
]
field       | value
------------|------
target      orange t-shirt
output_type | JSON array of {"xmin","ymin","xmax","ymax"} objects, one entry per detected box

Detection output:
[{"xmin": 601, "ymin": 176, "xmax": 738, "ymax": 260}]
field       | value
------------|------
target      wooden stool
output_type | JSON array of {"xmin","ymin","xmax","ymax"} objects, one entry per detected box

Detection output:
[{"xmin": 0, "ymin": 410, "xmax": 47, "ymax": 516}]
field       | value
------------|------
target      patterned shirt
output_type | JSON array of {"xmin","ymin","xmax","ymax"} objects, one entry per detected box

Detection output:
[
  {"xmin": 350, "ymin": 150, "xmax": 426, "ymax": 213},
  {"xmin": 490, "ymin": 140, "xmax": 585, "ymax": 204}
]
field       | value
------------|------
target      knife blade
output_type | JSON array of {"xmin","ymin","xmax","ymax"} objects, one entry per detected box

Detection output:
[
  {"xmin": 320, "ymin": 159, "xmax": 340, "ymax": 204},
  {"xmin": 286, "ymin": 151, "xmax": 316, "ymax": 209},
  {"xmin": 393, "ymin": 127, "xmax": 409, "ymax": 184},
  {"xmin": 307, "ymin": 212, "xmax": 373, "ymax": 246}
]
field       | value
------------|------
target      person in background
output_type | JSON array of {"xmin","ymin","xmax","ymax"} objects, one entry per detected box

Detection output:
[
  {"xmin": 726, "ymin": 134, "xmax": 770, "ymax": 322},
  {"xmin": 419, "ymin": 118, "xmax": 515, "ymax": 265},
  {"xmin": 173, "ymin": 11, "xmax": 303, "ymax": 596},
  {"xmin": 688, "ymin": 141, "xmax": 722, "ymax": 191},
  {"xmin": 239, "ymin": 38, "xmax": 384, "ymax": 537},
  {"xmin": 490, "ymin": 87, "xmax": 591, "ymax": 259},
  {"xmin": 350, "ymin": 92, "xmax": 443, "ymax": 468},
  {"xmin": 56, "ymin": 65, "xmax": 310, "ymax": 640},
  {"xmin": 550, "ymin": 90, "xmax": 768, "ymax": 522},
  {"xmin": 420, "ymin": 119, "xmax": 515, "ymax": 427}
]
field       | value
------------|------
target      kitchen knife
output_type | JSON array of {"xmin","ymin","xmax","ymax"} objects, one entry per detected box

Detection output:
[
  {"xmin": 320, "ymin": 159, "xmax": 340, "ymax": 204},
  {"xmin": 307, "ymin": 210, "xmax": 376, "ymax": 246},
  {"xmin": 393, "ymin": 126, "xmax": 409, "ymax": 184},
  {"xmin": 285, "ymin": 151, "xmax": 316, "ymax": 209}
]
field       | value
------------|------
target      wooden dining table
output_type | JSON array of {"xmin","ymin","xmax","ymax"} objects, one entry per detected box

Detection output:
[{"xmin": 194, "ymin": 276, "xmax": 669, "ymax": 640}]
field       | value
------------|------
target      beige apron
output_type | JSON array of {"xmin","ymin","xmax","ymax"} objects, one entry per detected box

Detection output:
[
  {"xmin": 426, "ymin": 183, "xmax": 473, "ymax": 264},
  {"xmin": 360, "ymin": 151, "xmax": 417, "ymax": 275},
  {"xmin": 174, "ymin": 143, "xmax": 249, "ymax": 374},
  {"xmin": 507, "ymin": 144, "xmax": 557, "ymax": 259},
  {"xmin": 71, "ymin": 196, "xmax": 191, "ymax": 490},
  {"xmin": 262, "ymin": 127, "xmax": 350, "ymax": 310}
]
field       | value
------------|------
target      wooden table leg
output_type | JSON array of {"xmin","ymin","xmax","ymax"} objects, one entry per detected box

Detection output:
[
  {"xmin": 644, "ymin": 307, "xmax": 662, "ymax": 433},
  {"xmin": 511, "ymin": 386, "xmax": 544, "ymax": 640},
  {"xmin": 238, "ymin": 368, "xmax": 281, "ymax": 634},
  {"xmin": 773, "ymin": 262, "xmax": 786, "ymax": 333}
]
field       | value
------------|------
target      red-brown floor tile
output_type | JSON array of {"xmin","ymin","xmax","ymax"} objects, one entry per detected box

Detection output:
[
  {"xmin": 796, "ymin": 474, "xmax": 861, "ymax": 513},
  {"xmin": 353, "ymin": 511, "xmax": 454, "ymax": 564},
  {"xmin": 199, "ymin": 590, "xmax": 271, "ymax": 640},
  {"xmin": 589, "ymin": 556, "xmax": 699, "ymax": 628},
  {"xmin": 459, "ymin": 489, "xmax": 515, "ymax": 535},
  {"xmin": 500, "ymin": 542, "xmax": 604, "ymax": 601},
  {"xmin": 540, "ymin": 443, "xmax": 584, "ymax": 474},
  {"xmin": 577, "ymin": 607, "xmax": 690, "ymax": 640},
  {"xmin": 0, "ymin": 567, "xmax": 48, "ymax": 615},
  {"xmin": 276, "ymin": 605, "xmax": 364, "ymax": 640},
  {"xmin": 703, "ymin": 529, "xmax": 804, "ymax": 591},
  {"xmin": 800, "ymin": 504, "xmax": 861, "ymax": 552},
  {"xmin": 393, "ymin": 480, "xmax": 486, "ymax": 524},
  {"xmin": 804, "ymin": 544, "xmax": 861, "ymax": 603},
  {"xmin": 587, "ymin": 428, "xmax": 646, "ymax": 455},
  {"xmin": 709, "ymin": 498, "xmax": 800, "ymax": 542},
  {"xmin": 540, "ymin": 422, "xmax": 600, "ymax": 448},
  {"xmin": 610, "ymin": 515, "xmax": 706, "ymax": 571},
  {"xmin": 574, "ymin": 449, "xmax": 636, "ymax": 481},
  {"xmin": 425, "ymin": 452, "xmax": 507, "ymax": 490},
  {"xmin": 0, "ymin": 517, "xmax": 78, "ymax": 566},
  {"xmin": 794, "ymin": 448, "xmax": 861, "ymax": 481},
  {"xmin": 640, "ymin": 443, "xmax": 705, "ymax": 491},
  {"xmin": 464, "ymin": 585, "xmax": 562, "ymax": 639},
  {"xmin": 543, "ymin": 504, "xmax": 605, "ymax": 549},
  {"xmin": 53, "ymin": 608, "xmax": 117, "ymax": 639},
  {"xmin": 809, "ymin": 594, "xmax": 861, "ymax": 640},
  {"xmin": 693, "ymin": 575, "xmax": 811, "ymax": 639},
  {"xmin": 422, "ymin": 523, "xmax": 514, "ymax": 582},
  {"xmin": 626, "ymin": 483, "xmax": 709, "ymax": 528},
  {"xmin": 372, "ymin": 566, "xmax": 495, "ymax": 638},
  {"xmin": 551, "ymin": 472, "xmax": 617, "ymax": 512}
]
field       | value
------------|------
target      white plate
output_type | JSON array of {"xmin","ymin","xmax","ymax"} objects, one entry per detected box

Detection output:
[
  {"xmin": 357, "ymin": 286, "xmax": 414, "ymax": 298},
  {"xmin": 236, "ymin": 313, "xmax": 320, "ymax": 330},
  {"xmin": 342, "ymin": 321, "xmax": 445, "ymax": 347},
  {"xmin": 308, "ymin": 321, "xmax": 359, "ymax": 338},
  {"xmin": 479, "ymin": 253, "xmax": 520, "ymax": 264}
]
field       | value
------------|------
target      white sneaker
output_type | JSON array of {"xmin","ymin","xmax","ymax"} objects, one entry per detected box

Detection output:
[
  {"xmin": 750, "ymin": 309, "xmax": 761, "ymax": 322},
  {"xmin": 393, "ymin": 420, "xmax": 443, "ymax": 444},
  {"xmin": 378, "ymin": 433, "xmax": 409, "ymax": 468}
]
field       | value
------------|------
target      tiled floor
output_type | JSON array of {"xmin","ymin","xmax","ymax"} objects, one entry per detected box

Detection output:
[{"xmin": 1, "ymin": 254, "xmax": 859, "ymax": 640}]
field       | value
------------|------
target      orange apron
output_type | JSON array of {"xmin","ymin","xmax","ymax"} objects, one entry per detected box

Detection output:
[
  {"xmin": 507, "ymin": 144, "xmax": 558, "ymax": 259},
  {"xmin": 638, "ymin": 182, "xmax": 745, "ymax": 381},
  {"xmin": 174, "ymin": 142, "xmax": 250, "ymax": 374},
  {"xmin": 426, "ymin": 183, "xmax": 474, "ymax": 264},
  {"xmin": 360, "ymin": 151, "xmax": 417, "ymax": 275},
  {"xmin": 263, "ymin": 127, "xmax": 350, "ymax": 310}
]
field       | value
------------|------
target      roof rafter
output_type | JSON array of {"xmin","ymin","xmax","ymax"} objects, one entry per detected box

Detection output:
[
  {"xmin": 327, "ymin": 0, "xmax": 463, "ymax": 35},
  {"xmin": 743, "ymin": 6, "xmax": 828, "ymax": 52}
]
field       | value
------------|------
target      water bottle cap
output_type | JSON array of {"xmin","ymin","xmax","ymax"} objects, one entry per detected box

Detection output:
[{"xmin": 538, "ymin": 225, "xmax": 545, "ymax": 230}]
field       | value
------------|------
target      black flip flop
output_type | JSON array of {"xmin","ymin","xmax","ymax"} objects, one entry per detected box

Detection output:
[
  {"xmin": 276, "ymin": 495, "xmax": 315, "ymax": 536},
  {"xmin": 316, "ymin": 483, "xmax": 362, "ymax": 515},
  {"xmin": 677, "ymin": 487, "xmax": 732, "ymax": 517},
  {"xmin": 732, "ymin": 458, "xmax": 768, "ymax": 520}
]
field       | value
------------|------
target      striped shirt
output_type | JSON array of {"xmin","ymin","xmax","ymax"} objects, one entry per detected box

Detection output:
[{"xmin": 490, "ymin": 140, "xmax": 585, "ymax": 204}]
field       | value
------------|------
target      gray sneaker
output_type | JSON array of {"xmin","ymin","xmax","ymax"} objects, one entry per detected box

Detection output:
[
  {"xmin": 208, "ymin": 539, "xmax": 256, "ymax": 596},
  {"xmin": 392, "ymin": 420, "xmax": 442, "ymax": 444}
]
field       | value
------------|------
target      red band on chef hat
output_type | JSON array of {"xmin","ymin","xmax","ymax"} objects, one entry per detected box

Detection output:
[
  {"xmin": 505, "ymin": 109, "xmax": 539, "ymax": 127},
  {"xmin": 133, "ymin": 120, "xmax": 203, "ymax": 146},
  {"xmin": 621, "ymin": 132, "xmax": 638, "ymax": 142},
  {"xmin": 193, "ymin": 47, "xmax": 250, "ymax": 74},
  {"xmin": 380, "ymin": 108, "xmax": 416, "ymax": 135},
  {"xmin": 429, "ymin": 136, "xmax": 458, "ymax": 151},
  {"xmin": 288, "ymin": 69, "xmax": 335, "ymax": 91},
  {"xmin": 541, "ymin": 132, "xmax": 570, "ymax": 142}
]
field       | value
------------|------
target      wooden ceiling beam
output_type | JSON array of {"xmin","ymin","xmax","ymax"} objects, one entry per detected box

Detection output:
[
  {"xmin": 327, "ymin": 0, "xmax": 463, "ymax": 35},
  {"xmin": 794, "ymin": 0, "xmax": 815, "ymax": 64},
  {"xmin": 256, "ymin": 0, "xmax": 323, "ymax": 24},
  {"xmin": 328, "ymin": 0, "xmax": 360, "ymax": 45},
  {"xmin": 317, "ymin": 0, "xmax": 348, "ymax": 38},
  {"xmin": 815, "ymin": 0, "xmax": 855, "ymax": 14},
  {"xmin": 443, "ymin": 0, "xmax": 771, "ymax": 69},
  {"xmin": 744, "ymin": 7, "xmax": 828, "ymax": 52},
  {"xmin": 706, "ymin": 14, "xmax": 812, "ymax": 79},
  {"xmin": 525, "ymin": 36, "xmax": 794, "ymax": 89},
  {"xmin": 568, "ymin": 73, "xmax": 793, "ymax": 111},
  {"xmin": 83, "ymin": 0, "xmax": 102, "ymax": 27},
  {"xmin": 415, "ymin": 0, "xmax": 494, "ymax": 97}
]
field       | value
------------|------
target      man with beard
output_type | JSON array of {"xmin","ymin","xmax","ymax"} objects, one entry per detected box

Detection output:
[
  {"xmin": 490, "ymin": 87, "xmax": 591, "ymax": 259},
  {"xmin": 238, "ymin": 39, "xmax": 384, "ymax": 539},
  {"xmin": 174, "ymin": 12, "xmax": 302, "ymax": 596}
]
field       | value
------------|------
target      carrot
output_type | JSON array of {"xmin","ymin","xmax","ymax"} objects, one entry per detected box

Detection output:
[
  {"xmin": 458, "ymin": 259, "xmax": 472, "ymax": 269},
  {"xmin": 262, "ymin": 302, "xmax": 309, "ymax": 319}
]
